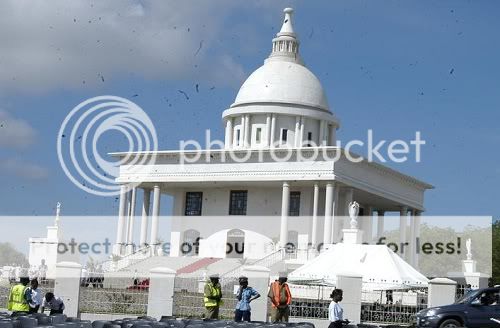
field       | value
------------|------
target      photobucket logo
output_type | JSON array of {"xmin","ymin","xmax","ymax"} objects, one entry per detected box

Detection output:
[
  {"xmin": 179, "ymin": 129, "xmax": 425, "ymax": 165},
  {"xmin": 57, "ymin": 96, "xmax": 158, "ymax": 196}
]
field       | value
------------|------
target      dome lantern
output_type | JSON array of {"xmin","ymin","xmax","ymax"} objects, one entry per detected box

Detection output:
[{"xmin": 268, "ymin": 8, "xmax": 302, "ymax": 65}]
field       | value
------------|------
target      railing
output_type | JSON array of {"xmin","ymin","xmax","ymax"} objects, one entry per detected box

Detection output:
[
  {"xmin": 360, "ymin": 286, "xmax": 428, "ymax": 325},
  {"xmin": 221, "ymin": 248, "xmax": 285, "ymax": 281},
  {"xmin": 79, "ymin": 279, "xmax": 148, "ymax": 315},
  {"xmin": 287, "ymin": 283, "xmax": 428, "ymax": 325},
  {"xmin": 101, "ymin": 245, "xmax": 153, "ymax": 272},
  {"xmin": 173, "ymin": 276, "xmax": 239, "ymax": 319}
]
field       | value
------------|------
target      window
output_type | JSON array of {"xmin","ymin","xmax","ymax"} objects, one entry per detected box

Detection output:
[
  {"xmin": 229, "ymin": 190, "xmax": 248, "ymax": 215},
  {"xmin": 289, "ymin": 191, "xmax": 301, "ymax": 216},
  {"xmin": 281, "ymin": 129, "xmax": 288, "ymax": 143},
  {"xmin": 185, "ymin": 192, "xmax": 203, "ymax": 216},
  {"xmin": 307, "ymin": 132, "xmax": 313, "ymax": 147},
  {"xmin": 236, "ymin": 129, "xmax": 241, "ymax": 146},
  {"xmin": 256, "ymin": 128, "xmax": 262, "ymax": 143}
]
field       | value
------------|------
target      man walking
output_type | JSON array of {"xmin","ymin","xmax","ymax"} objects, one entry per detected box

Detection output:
[
  {"xmin": 267, "ymin": 273, "xmax": 292, "ymax": 323},
  {"xmin": 7, "ymin": 277, "xmax": 31, "ymax": 317},
  {"xmin": 204, "ymin": 274, "xmax": 223, "ymax": 319}
]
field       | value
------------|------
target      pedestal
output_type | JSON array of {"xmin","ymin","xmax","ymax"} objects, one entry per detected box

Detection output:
[
  {"xmin": 462, "ymin": 259, "xmax": 477, "ymax": 273},
  {"xmin": 342, "ymin": 229, "xmax": 363, "ymax": 244}
]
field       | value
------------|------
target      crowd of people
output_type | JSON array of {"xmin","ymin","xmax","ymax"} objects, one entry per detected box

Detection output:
[
  {"xmin": 203, "ymin": 273, "xmax": 350, "ymax": 327},
  {"xmin": 6, "ymin": 277, "xmax": 64, "ymax": 316}
]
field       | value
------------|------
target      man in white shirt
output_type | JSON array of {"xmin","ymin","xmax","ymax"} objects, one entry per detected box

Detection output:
[
  {"xmin": 41, "ymin": 292, "xmax": 65, "ymax": 315},
  {"xmin": 28, "ymin": 279, "xmax": 42, "ymax": 313},
  {"xmin": 328, "ymin": 289, "xmax": 349, "ymax": 328}
]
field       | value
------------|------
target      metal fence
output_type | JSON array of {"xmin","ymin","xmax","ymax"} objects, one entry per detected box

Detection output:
[
  {"xmin": 78, "ymin": 278, "xmax": 148, "ymax": 315},
  {"xmin": 287, "ymin": 283, "xmax": 428, "ymax": 325},
  {"xmin": 360, "ymin": 287, "xmax": 427, "ymax": 325},
  {"xmin": 173, "ymin": 276, "xmax": 239, "ymax": 320}
]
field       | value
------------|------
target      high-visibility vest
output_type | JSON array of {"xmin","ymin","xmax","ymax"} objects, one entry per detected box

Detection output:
[
  {"xmin": 8, "ymin": 284, "xmax": 29, "ymax": 312},
  {"xmin": 270, "ymin": 281, "xmax": 292, "ymax": 308},
  {"xmin": 204, "ymin": 282, "xmax": 222, "ymax": 307}
]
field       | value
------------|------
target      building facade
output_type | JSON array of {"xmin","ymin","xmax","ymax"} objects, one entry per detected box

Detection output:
[{"xmin": 111, "ymin": 8, "xmax": 433, "ymax": 268}]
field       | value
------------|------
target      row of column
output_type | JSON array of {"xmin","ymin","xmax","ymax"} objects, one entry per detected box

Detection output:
[
  {"xmin": 224, "ymin": 115, "xmax": 336, "ymax": 149},
  {"xmin": 277, "ymin": 181, "xmax": 422, "ymax": 268},
  {"xmin": 115, "ymin": 184, "xmax": 162, "ymax": 255}
]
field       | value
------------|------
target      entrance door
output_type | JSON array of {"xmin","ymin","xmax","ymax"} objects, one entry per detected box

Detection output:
[{"xmin": 227, "ymin": 229, "xmax": 245, "ymax": 258}]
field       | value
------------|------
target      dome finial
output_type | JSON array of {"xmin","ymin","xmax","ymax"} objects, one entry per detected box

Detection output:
[{"xmin": 279, "ymin": 8, "xmax": 295, "ymax": 36}]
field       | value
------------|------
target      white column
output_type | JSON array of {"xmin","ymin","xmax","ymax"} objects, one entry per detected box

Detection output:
[
  {"xmin": 279, "ymin": 182, "xmax": 290, "ymax": 248},
  {"xmin": 328, "ymin": 125, "xmax": 334, "ymax": 146},
  {"xmin": 336, "ymin": 273, "xmax": 363, "ymax": 325},
  {"xmin": 115, "ymin": 185, "xmax": 128, "ymax": 255},
  {"xmin": 54, "ymin": 262, "xmax": 82, "ymax": 318},
  {"xmin": 400, "ymin": 206, "xmax": 408, "ymax": 260},
  {"xmin": 311, "ymin": 183, "xmax": 319, "ymax": 247},
  {"xmin": 147, "ymin": 267, "xmax": 176, "ymax": 319},
  {"xmin": 330, "ymin": 125, "xmax": 337, "ymax": 145},
  {"xmin": 224, "ymin": 118, "xmax": 233, "ymax": 149},
  {"xmin": 428, "ymin": 278, "xmax": 457, "ymax": 308},
  {"xmin": 270, "ymin": 114, "xmax": 276, "ymax": 147},
  {"xmin": 241, "ymin": 266, "xmax": 271, "ymax": 322},
  {"xmin": 244, "ymin": 114, "xmax": 251, "ymax": 147},
  {"xmin": 377, "ymin": 210, "xmax": 385, "ymax": 240},
  {"xmin": 150, "ymin": 185, "xmax": 161, "ymax": 249},
  {"xmin": 331, "ymin": 186, "xmax": 341, "ymax": 242},
  {"xmin": 265, "ymin": 114, "xmax": 271, "ymax": 147},
  {"xmin": 319, "ymin": 120, "xmax": 325, "ymax": 146},
  {"xmin": 414, "ymin": 210, "xmax": 421, "ymax": 269},
  {"xmin": 323, "ymin": 183, "xmax": 334, "ymax": 245},
  {"xmin": 299, "ymin": 117, "xmax": 305, "ymax": 147},
  {"xmin": 127, "ymin": 187, "xmax": 137, "ymax": 248},
  {"xmin": 362, "ymin": 206, "xmax": 374, "ymax": 243},
  {"xmin": 294, "ymin": 116, "xmax": 300, "ymax": 147},
  {"xmin": 140, "ymin": 188, "xmax": 151, "ymax": 247},
  {"xmin": 125, "ymin": 188, "xmax": 132, "ymax": 243}
]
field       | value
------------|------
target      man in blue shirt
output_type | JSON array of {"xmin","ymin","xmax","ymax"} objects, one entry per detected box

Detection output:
[{"xmin": 235, "ymin": 276, "xmax": 260, "ymax": 322}]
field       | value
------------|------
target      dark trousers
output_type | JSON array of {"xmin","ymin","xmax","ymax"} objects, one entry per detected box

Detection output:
[
  {"xmin": 328, "ymin": 321, "xmax": 343, "ymax": 328},
  {"xmin": 205, "ymin": 306, "xmax": 219, "ymax": 319},
  {"xmin": 50, "ymin": 309, "xmax": 64, "ymax": 315},
  {"xmin": 29, "ymin": 306, "xmax": 39, "ymax": 313},
  {"xmin": 234, "ymin": 309, "xmax": 251, "ymax": 322}
]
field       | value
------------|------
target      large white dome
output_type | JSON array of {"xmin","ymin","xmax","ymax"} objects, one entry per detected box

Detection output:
[{"xmin": 231, "ymin": 60, "xmax": 329, "ymax": 111}]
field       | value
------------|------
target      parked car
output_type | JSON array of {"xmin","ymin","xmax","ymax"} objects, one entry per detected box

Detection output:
[{"xmin": 416, "ymin": 287, "xmax": 500, "ymax": 327}]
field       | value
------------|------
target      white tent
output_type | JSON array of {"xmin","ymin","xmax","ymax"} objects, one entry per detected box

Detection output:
[{"xmin": 288, "ymin": 243, "xmax": 429, "ymax": 290}]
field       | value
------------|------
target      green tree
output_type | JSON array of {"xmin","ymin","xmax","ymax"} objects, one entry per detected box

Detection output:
[
  {"xmin": 0, "ymin": 243, "xmax": 28, "ymax": 267},
  {"xmin": 492, "ymin": 221, "xmax": 500, "ymax": 284}
]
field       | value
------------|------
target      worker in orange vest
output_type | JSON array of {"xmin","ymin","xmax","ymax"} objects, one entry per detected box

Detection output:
[{"xmin": 267, "ymin": 272, "xmax": 292, "ymax": 322}]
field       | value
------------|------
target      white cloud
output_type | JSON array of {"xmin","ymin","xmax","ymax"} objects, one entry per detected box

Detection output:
[
  {"xmin": 0, "ymin": 110, "xmax": 36, "ymax": 148},
  {"xmin": 0, "ymin": 158, "xmax": 48, "ymax": 179},
  {"xmin": 0, "ymin": 0, "xmax": 261, "ymax": 93}
]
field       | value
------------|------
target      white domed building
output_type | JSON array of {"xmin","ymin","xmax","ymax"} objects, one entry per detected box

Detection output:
[{"xmin": 110, "ymin": 8, "xmax": 433, "ymax": 270}]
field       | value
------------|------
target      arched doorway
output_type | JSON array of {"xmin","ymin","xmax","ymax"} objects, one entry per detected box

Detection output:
[
  {"xmin": 227, "ymin": 229, "xmax": 245, "ymax": 258},
  {"xmin": 182, "ymin": 229, "xmax": 201, "ymax": 256},
  {"xmin": 287, "ymin": 230, "xmax": 299, "ymax": 253}
]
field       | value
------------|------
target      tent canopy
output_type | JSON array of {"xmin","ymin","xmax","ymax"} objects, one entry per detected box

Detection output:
[{"xmin": 288, "ymin": 243, "xmax": 429, "ymax": 290}]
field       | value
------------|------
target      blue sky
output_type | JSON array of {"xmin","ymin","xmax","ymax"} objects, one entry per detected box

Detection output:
[{"xmin": 0, "ymin": 0, "xmax": 499, "ymax": 245}]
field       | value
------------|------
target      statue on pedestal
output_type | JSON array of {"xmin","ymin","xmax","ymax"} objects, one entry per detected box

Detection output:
[
  {"xmin": 349, "ymin": 201, "xmax": 360, "ymax": 229},
  {"xmin": 466, "ymin": 238, "xmax": 472, "ymax": 261}
]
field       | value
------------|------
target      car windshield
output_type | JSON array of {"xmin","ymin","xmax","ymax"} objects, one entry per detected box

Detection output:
[{"xmin": 456, "ymin": 290, "xmax": 480, "ymax": 304}]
